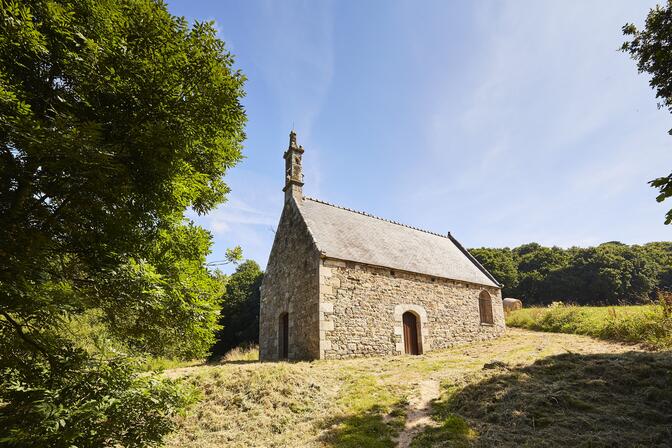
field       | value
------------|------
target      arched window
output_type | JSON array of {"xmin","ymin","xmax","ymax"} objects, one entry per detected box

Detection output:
[{"xmin": 479, "ymin": 291, "xmax": 494, "ymax": 324}]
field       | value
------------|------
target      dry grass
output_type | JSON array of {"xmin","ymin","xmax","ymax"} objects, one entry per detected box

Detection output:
[
  {"xmin": 412, "ymin": 350, "xmax": 672, "ymax": 447},
  {"xmin": 166, "ymin": 362, "xmax": 337, "ymax": 448},
  {"xmin": 164, "ymin": 329, "xmax": 670, "ymax": 448},
  {"xmin": 218, "ymin": 345, "xmax": 260, "ymax": 363}
]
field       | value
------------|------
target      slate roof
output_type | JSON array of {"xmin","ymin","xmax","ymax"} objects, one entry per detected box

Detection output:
[{"xmin": 298, "ymin": 197, "xmax": 500, "ymax": 288}]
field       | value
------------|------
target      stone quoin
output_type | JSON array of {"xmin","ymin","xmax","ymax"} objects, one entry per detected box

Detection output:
[{"xmin": 259, "ymin": 131, "xmax": 505, "ymax": 360}]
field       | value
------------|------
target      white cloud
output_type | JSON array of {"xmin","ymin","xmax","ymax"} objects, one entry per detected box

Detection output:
[
  {"xmin": 402, "ymin": 0, "xmax": 671, "ymax": 247},
  {"xmin": 184, "ymin": 2, "xmax": 336, "ymax": 271},
  {"xmin": 198, "ymin": 198, "xmax": 276, "ymax": 235}
]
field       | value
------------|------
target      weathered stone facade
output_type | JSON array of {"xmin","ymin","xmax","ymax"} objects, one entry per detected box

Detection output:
[
  {"xmin": 259, "ymin": 197, "xmax": 321, "ymax": 360},
  {"xmin": 318, "ymin": 259, "xmax": 504, "ymax": 359},
  {"xmin": 259, "ymin": 131, "xmax": 505, "ymax": 361}
]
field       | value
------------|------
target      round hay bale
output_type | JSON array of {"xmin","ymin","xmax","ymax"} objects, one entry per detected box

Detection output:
[{"xmin": 503, "ymin": 298, "xmax": 523, "ymax": 314}]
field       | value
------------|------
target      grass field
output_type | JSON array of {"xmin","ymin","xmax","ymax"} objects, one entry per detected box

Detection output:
[
  {"xmin": 506, "ymin": 303, "xmax": 672, "ymax": 350},
  {"xmin": 164, "ymin": 329, "xmax": 672, "ymax": 448}
]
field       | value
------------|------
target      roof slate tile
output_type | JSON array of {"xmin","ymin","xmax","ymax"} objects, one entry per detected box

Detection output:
[{"xmin": 298, "ymin": 197, "xmax": 500, "ymax": 288}]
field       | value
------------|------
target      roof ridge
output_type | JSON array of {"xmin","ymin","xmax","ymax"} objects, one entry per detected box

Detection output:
[{"xmin": 303, "ymin": 196, "xmax": 450, "ymax": 239}]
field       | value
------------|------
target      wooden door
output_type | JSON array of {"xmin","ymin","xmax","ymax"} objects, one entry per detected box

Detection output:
[
  {"xmin": 402, "ymin": 312, "xmax": 420, "ymax": 355},
  {"xmin": 280, "ymin": 313, "xmax": 289, "ymax": 359}
]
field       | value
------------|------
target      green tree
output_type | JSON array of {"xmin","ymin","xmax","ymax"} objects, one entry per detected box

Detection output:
[
  {"xmin": 471, "ymin": 242, "xmax": 665, "ymax": 305},
  {"xmin": 512, "ymin": 243, "xmax": 571, "ymax": 304},
  {"xmin": 469, "ymin": 247, "xmax": 519, "ymax": 296},
  {"xmin": 555, "ymin": 244, "xmax": 658, "ymax": 305},
  {"xmin": 0, "ymin": 0, "xmax": 246, "ymax": 445},
  {"xmin": 642, "ymin": 242, "xmax": 672, "ymax": 290},
  {"xmin": 211, "ymin": 260, "xmax": 263, "ymax": 358},
  {"xmin": 623, "ymin": 1, "xmax": 672, "ymax": 224}
]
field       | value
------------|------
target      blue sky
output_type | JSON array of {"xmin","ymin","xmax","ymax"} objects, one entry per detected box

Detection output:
[{"xmin": 169, "ymin": 0, "xmax": 671, "ymax": 271}]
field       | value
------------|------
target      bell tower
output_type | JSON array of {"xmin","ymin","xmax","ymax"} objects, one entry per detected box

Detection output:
[{"xmin": 283, "ymin": 130, "xmax": 304, "ymax": 202}]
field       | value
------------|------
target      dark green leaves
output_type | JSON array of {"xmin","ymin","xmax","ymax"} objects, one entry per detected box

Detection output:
[
  {"xmin": 0, "ymin": 348, "xmax": 198, "ymax": 447},
  {"xmin": 0, "ymin": 0, "xmax": 246, "ymax": 445},
  {"xmin": 211, "ymin": 260, "xmax": 263, "ymax": 358},
  {"xmin": 649, "ymin": 172, "xmax": 672, "ymax": 224},
  {"xmin": 470, "ymin": 242, "xmax": 668, "ymax": 305},
  {"xmin": 623, "ymin": 2, "xmax": 672, "ymax": 224}
]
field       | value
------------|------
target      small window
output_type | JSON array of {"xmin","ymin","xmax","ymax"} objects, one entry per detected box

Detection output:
[
  {"xmin": 279, "ymin": 312, "xmax": 289, "ymax": 359},
  {"xmin": 479, "ymin": 290, "xmax": 494, "ymax": 325}
]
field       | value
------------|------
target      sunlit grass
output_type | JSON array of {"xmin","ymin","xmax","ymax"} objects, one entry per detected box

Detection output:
[
  {"xmin": 218, "ymin": 345, "xmax": 259, "ymax": 363},
  {"xmin": 420, "ymin": 351, "xmax": 672, "ymax": 446},
  {"xmin": 507, "ymin": 304, "xmax": 672, "ymax": 350},
  {"xmin": 322, "ymin": 370, "xmax": 408, "ymax": 448},
  {"xmin": 163, "ymin": 329, "xmax": 648, "ymax": 447}
]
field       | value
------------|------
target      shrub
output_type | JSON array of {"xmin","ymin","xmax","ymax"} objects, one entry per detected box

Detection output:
[{"xmin": 0, "ymin": 348, "xmax": 198, "ymax": 447}]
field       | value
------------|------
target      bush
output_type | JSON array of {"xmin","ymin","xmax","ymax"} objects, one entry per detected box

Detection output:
[{"xmin": 0, "ymin": 347, "xmax": 198, "ymax": 447}]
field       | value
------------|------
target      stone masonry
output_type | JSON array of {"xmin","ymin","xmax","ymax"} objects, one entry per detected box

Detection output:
[
  {"xmin": 259, "ymin": 131, "xmax": 505, "ymax": 361},
  {"xmin": 259, "ymin": 197, "xmax": 321, "ymax": 360},
  {"xmin": 318, "ymin": 259, "xmax": 504, "ymax": 359}
]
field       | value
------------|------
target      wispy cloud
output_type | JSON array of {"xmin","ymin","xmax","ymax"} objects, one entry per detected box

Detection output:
[
  {"xmin": 402, "ymin": 0, "xmax": 671, "ymax": 247},
  {"xmin": 180, "ymin": 1, "xmax": 336, "ymax": 271},
  {"xmin": 171, "ymin": 0, "xmax": 670, "ymax": 269},
  {"xmin": 194, "ymin": 197, "xmax": 277, "ymax": 236}
]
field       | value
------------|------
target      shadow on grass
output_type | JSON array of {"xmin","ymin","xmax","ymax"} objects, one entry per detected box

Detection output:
[
  {"xmin": 412, "ymin": 351, "xmax": 672, "ymax": 448},
  {"xmin": 210, "ymin": 359, "xmax": 258, "ymax": 366},
  {"xmin": 319, "ymin": 401, "xmax": 407, "ymax": 448}
]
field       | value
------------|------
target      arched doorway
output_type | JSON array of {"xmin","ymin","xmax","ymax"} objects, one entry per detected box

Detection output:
[
  {"xmin": 279, "ymin": 312, "xmax": 288, "ymax": 359},
  {"xmin": 479, "ymin": 291, "xmax": 494, "ymax": 324},
  {"xmin": 402, "ymin": 311, "xmax": 421, "ymax": 355}
]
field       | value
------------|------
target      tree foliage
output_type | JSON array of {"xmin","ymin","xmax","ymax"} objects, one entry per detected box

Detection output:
[
  {"xmin": 468, "ymin": 247, "xmax": 519, "ymax": 291},
  {"xmin": 0, "ymin": 0, "xmax": 245, "ymax": 445},
  {"xmin": 470, "ymin": 242, "xmax": 669, "ymax": 305},
  {"xmin": 623, "ymin": 1, "xmax": 672, "ymax": 224},
  {"xmin": 211, "ymin": 260, "xmax": 263, "ymax": 358}
]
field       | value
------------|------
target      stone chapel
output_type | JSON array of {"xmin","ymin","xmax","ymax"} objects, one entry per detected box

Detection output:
[{"xmin": 259, "ymin": 132, "xmax": 505, "ymax": 360}]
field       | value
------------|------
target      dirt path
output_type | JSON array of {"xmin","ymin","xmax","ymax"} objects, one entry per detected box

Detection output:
[{"xmin": 395, "ymin": 379, "xmax": 440, "ymax": 448}]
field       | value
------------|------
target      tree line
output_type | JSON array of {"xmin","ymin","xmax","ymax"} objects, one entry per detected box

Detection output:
[
  {"xmin": 470, "ymin": 242, "xmax": 672, "ymax": 306},
  {"xmin": 211, "ymin": 260, "xmax": 263, "ymax": 358},
  {"xmin": 212, "ymin": 241, "xmax": 672, "ymax": 357}
]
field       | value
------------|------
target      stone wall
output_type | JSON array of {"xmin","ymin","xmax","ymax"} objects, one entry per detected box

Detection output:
[
  {"xmin": 318, "ymin": 258, "xmax": 504, "ymax": 359},
  {"xmin": 259, "ymin": 198, "xmax": 321, "ymax": 360}
]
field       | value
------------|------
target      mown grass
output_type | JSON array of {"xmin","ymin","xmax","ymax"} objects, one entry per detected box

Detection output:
[
  {"xmin": 410, "ymin": 412, "xmax": 476, "ymax": 448},
  {"xmin": 418, "ymin": 351, "xmax": 672, "ymax": 447},
  {"xmin": 166, "ymin": 362, "xmax": 338, "ymax": 448},
  {"xmin": 320, "ymin": 370, "xmax": 408, "ymax": 448},
  {"xmin": 506, "ymin": 303, "xmax": 672, "ymax": 350},
  {"xmin": 164, "ymin": 329, "xmax": 657, "ymax": 447}
]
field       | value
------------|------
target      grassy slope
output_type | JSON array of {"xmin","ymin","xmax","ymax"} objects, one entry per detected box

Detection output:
[
  {"xmin": 164, "ymin": 329, "xmax": 672, "ymax": 448},
  {"xmin": 506, "ymin": 304, "xmax": 672, "ymax": 350}
]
